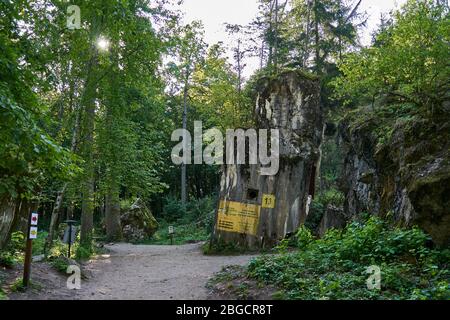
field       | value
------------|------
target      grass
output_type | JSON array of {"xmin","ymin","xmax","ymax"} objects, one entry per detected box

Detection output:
[
  {"xmin": 50, "ymin": 256, "xmax": 72, "ymax": 273},
  {"xmin": 0, "ymin": 226, "xmax": 101, "ymax": 294},
  {"xmin": 142, "ymin": 220, "xmax": 210, "ymax": 245},
  {"xmin": 207, "ymin": 265, "xmax": 244, "ymax": 287},
  {"xmin": 0, "ymin": 288, "xmax": 6, "ymax": 300},
  {"xmin": 0, "ymin": 232, "xmax": 26, "ymax": 268},
  {"xmin": 9, "ymin": 277, "xmax": 42, "ymax": 293}
]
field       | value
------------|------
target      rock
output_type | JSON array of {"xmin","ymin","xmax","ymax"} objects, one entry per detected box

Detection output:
[
  {"xmin": 318, "ymin": 205, "xmax": 346, "ymax": 237},
  {"xmin": 339, "ymin": 112, "xmax": 450, "ymax": 246},
  {"xmin": 32, "ymin": 254, "xmax": 45, "ymax": 262},
  {"xmin": 120, "ymin": 198, "xmax": 158, "ymax": 242},
  {"xmin": 122, "ymin": 225, "xmax": 146, "ymax": 243},
  {"xmin": 212, "ymin": 70, "xmax": 323, "ymax": 249}
]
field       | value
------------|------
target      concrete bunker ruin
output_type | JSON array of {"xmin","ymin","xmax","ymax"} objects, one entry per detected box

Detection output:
[{"xmin": 212, "ymin": 70, "xmax": 324, "ymax": 249}]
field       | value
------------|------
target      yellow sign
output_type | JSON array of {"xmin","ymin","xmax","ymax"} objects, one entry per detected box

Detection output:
[
  {"xmin": 262, "ymin": 194, "xmax": 276, "ymax": 208},
  {"xmin": 29, "ymin": 226, "xmax": 38, "ymax": 239},
  {"xmin": 216, "ymin": 200, "xmax": 260, "ymax": 235}
]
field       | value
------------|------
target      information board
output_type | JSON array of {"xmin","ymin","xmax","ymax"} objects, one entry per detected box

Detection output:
[{"xmin": 216, "ymin": 200, "xmax": 260, "ymax": 236}]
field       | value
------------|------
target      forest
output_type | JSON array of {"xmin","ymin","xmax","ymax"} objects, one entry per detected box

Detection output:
[{"xmin": 0, "ymin": 0, "xmax": 449, "ymax": 301}]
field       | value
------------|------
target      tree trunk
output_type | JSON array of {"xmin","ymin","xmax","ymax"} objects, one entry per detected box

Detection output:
[
  {"xmin": 237, "ymin": 40, "xmax": 242, "ymax": 97},
  {"xmin": 105, "ymin": 183, "xmax": 122, "ymax": 241},
  {"xmin": 80, "ymin": 89, "xmax": 96, "ymax": 245},
  {"xmin": 0, "ymin": 197, "xmax": 39, "ymax": 250},
  {"xmin": 303, "ymin": 0, "xmax": 312, "ymax": 67},
  {"xmin": 81, "ymin": 176, "xmax": 94, "ymax": 245},
  {"xmin": 45, "ymin": 186, "xmax": 66, "ymax": 250},
  {"xmin": 181, "ymin": 68, "xmax": 190, "ymax": 206},
  {"xmin": 45, "ymin": 78, "xmax": 82, "ymax": 250},
  {"xmin": 80, "ymin": 54, "xmax": 98, "ymax": 246},
  {"xmin": 12, "ymin": 200, "xmax": 39, "ymax": 235},
  {"xmin": 260, "ymin": 41, "xmax": 265, "ymax": 69},
  {"xmin": 314, "ymin": 0, "xmax": 321, "ymax": 72},
  {"xmin": 0, "ymin": 196, "xmax": 16, "ymax": 250},
  {"xmin": 273, "ymin": 0, "xmax": 279, "ymax": 71}
]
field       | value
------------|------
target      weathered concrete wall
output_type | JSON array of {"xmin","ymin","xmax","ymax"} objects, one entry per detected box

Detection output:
[{"xmin": 212, "ymin": 70, "xmax": 323, "ymax": 249}]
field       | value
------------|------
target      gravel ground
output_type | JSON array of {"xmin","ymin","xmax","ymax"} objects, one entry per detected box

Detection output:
[{"xmin": 6, "ymin": 243, "xmax": 255, "ymax": 300}]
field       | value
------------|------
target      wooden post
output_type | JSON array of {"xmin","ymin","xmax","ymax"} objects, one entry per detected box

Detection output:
[{"xmin": 22, "ymin": 212, "xmax": 33, "ymax": 288}]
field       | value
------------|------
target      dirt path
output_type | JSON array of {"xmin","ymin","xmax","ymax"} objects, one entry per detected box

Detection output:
[{"xmin": 7, "ymin": 243, "xmax": 255, "ymax": 300}]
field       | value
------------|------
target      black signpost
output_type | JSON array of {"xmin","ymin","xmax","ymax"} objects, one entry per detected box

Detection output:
[{"xmin": 64, "ymin": 220, "xmax": 77, "ymax": 258}]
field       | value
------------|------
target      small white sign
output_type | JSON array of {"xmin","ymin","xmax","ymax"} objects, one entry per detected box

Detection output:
[
  {"xmin": 29, "ymin": 226, "xmax": 38, "ymax": 239},
  {"xmin": 168, "ymin": 226, "xmax": 174, "ymax": 234},
  {"xmin": 30, "ymin": 212, "xmax": 38, "ymax": 226}
]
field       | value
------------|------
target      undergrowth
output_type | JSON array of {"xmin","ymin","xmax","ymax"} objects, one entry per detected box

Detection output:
[
  {"xmin": 143, "ymin": 196, "xmax": 215, "ymax": 245},
  {"xmin": 246, "ymin": 217, "xmax": 449, "ymax": 300},
  {"xmin": 0, "ymin": 232, "xmax": 25, "ymax": 268}
]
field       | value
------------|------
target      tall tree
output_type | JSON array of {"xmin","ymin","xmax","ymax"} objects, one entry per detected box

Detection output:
[
  {"xmin": 252, "ymin": 0, "xmax": 366, "ymax": 72},
  {"xmin": 191, "ymin": 43, "xmax": 252, "ymax": 131},
  {"xmin": 333, "ymin": 0, "xmax": 449, "ymax": 111},
  {"xmin": 96, "ymin": 0, "xmax": 170, "ymax": 240},
  {"xmin": 167, "ymin": 21, "xmax": 206, "ymax": 205},
  {"xmin": 0, "ymin": 0, "xmax": 78, "ymax": 249},
  {"xmin": 40, "ymin": 0, "xmax": 174, "ymax": 247}
]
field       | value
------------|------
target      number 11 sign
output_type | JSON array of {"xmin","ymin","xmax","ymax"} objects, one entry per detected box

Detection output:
[{"xmin": 262, "ymin": 194, "xmax": 276, "ymax": 209}]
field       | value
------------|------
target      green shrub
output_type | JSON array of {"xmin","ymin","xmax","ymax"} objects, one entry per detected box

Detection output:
[
  {"xmin": 247, "ymin": 217, "xmax": 449, "ymax": 300},
  {"xmin": 335, "ymin": 217, "xmax": 430, "ymax": 264},
  {"xmin": 0, "ymin": 231, "xmax": 25, "ymax": 268},
  {"xmin": 31, "ymin": 231, "xmax": 48, "ymax": 256},
  {"xmin": 46, "ymin": 239, "xmax": 69, "ymax": 260},
  {"xmin": 50, "ymin": 256, "xmax": 70, "ymax": 273},
  {"xmin": 161, "ymin": 195, "xmax": 216, "ymax": 224},
  {"xmin": 304, "ymin": 189, "xmax": 345, "ymax": 232},
  {"xmin": 145, "ymin": 196, "xmax": 216, "ymax": 245},
  {"xmin": 304, "ymin": 201, "xmax": 325, "ymax": 232},
  {"xmin": 9, "ymin": 277, "xmax": 41, "ymax": 292},
  {"xmin": 320, "ymin": 189, "xmax": 345, "ymax": 207},
  {"xmin": 295, "ymin": 226, "xmax": 314, "ymax": 249},
  {"xmin": 0, "ymin": 287, "xmax": 6, "ymax": 300},
  {"xmin": 9, "ymin": 278, "xmax": 27, "ymax": 293},
  {"xmin": 0, "ymin": 251, "xmax": 16, "ymax": 269},
  {"xmin": 274, "ymin": 239, "xmax": 290, "ymax": 254},
  {"xmin": 75, "ymin": 244, "xmax": 93, "ymax": 260},
  {"xmin": 161, "ymin": 196, "xmax": 187, "ymax": 222},
  {"xmin": 147, "ymin": 220, "xmax": 210, "ymax": 245}
]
